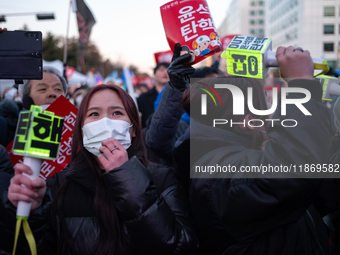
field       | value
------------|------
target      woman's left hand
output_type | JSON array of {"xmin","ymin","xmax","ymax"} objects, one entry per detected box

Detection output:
[{"xmin": 98, "ymin": 138, "xmax": 129, "ymax": 172}]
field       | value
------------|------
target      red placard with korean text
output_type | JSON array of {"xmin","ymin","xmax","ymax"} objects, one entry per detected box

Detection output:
[
  {"xmin": 6, "ymin": 96, "xmax": 78, "ymax": 180},
  {"xmin": 154, "ymin": 50, "xmax": 173, "ymax": 64},
  {"xmin": 160, "ymin": 0, "xmax": 222, "ymax": 65}
]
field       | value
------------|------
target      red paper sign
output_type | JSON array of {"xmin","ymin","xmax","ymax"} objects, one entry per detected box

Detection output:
[
  {"xmin": 6, "ymin": 96, "xmax": 78, "ymax": 180},
  {"xmin": 154, "ymin": 50, "xmax": 173, "ymax": 64},
  {"xmin": 161, "ymin": 0, "xmax": 222, "ymax": 65},
  {"xmin": 221, "ymin": 34, "xmax": 240, "ymax": 50}
]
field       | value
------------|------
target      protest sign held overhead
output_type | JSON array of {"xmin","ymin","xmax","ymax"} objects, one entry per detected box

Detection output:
[
  {"xmin": 221, "ymin": 35, "xmax": 329, "ymax": 79},
  {"xmin": 161, "ymin": 0, "xmax": 222, "ymax": 65}
]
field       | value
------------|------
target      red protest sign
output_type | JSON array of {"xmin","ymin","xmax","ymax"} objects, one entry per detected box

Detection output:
[
  {"xmin": 160, "ymin": 0, "xmax": 222, "ymax": 65},
  {"xmin": 221, "ymin": 34, "xmax": 240, "ymax": 50},
  {"xmin": 154, "ymin": 50, "xmax": 173, "ymax": 64},
  {"xmin": 6, "ymin": 96, "xmax": 78, "ymax": 179}
]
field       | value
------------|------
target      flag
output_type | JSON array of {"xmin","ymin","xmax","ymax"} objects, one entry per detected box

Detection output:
[{"xmin": 76, "ymin": 0, "xmax": 96, "ymax": 56}]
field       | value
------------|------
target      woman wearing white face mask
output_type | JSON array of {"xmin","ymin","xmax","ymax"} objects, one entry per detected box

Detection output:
[{"xmin": 3, "ymin": 84, "xmax": 198, "ymax": 255}]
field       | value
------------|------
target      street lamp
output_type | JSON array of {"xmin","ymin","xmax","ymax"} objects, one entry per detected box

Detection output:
[
  {"xmin": 36, "ymin": 13, "xmax": 55, "ymax": 20},
  {"xmin": 0, "ymin": 12, "xmax": 55, "ymax": 22}
]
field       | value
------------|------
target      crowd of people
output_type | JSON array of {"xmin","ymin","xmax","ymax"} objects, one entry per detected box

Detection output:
[{"xmin": 1, "ymin": 26, "xmax": 340, "ymax": 255}]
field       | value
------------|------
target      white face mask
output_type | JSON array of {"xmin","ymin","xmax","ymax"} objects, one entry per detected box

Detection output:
[{"xmin": 82, "ymin": 117, "xmax": 133, "ymax": 157}]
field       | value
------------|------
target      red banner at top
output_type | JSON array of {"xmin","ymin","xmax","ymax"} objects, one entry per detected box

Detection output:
[{"xmin": 161, "ymin": 0, "xmax": 222, "ymax": 65}]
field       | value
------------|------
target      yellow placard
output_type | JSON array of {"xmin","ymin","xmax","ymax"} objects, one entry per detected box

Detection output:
[
  {"xmin": 224, "ymin": 50, "xmax": 264, "ymax": 79},
  {"xmin": 316, "ymin": 75, "xmax": 338, "ymax": 101},
  {"xmin": 12, "ymin": 105, "xmax": 64, "ymax": 159},
  {"xmin": 221, "ymin": 36, "xmax": 271, "ymax": 79}
]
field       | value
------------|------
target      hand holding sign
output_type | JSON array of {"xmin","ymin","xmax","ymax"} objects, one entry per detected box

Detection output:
[
  {"xmin": 221, "ymin": 35, "xmax": 328, "ymax": 79},
  {"xmin": 276, "ymin": 46, "xmax": 314, "ymax": 81},
  {"xmin": 10, "ymin": 104, "xmax": 64, "ymax": 255},
  {"xmin": 8, "ymin": 163, "xmax": 46, "ymax": 210},
  {"xmin": 168, "ymin": 43, "xmax": 195, "ymax": 91}
]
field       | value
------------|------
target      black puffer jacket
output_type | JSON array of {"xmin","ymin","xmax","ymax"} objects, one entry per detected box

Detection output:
[
  {"xmin": 145, "ymin": 82, "xmax": 188, "ymax": 163},
  {"xmin": 45, "ymin": 154, "xmax": 197, "ymax": 254},
  {"xmin": 0, "ymin": 153, "xmax": 198, "ymax": 254},
  {"xmin": 175, "ymin": 79, "xmax": 339, "ymax": 255}
]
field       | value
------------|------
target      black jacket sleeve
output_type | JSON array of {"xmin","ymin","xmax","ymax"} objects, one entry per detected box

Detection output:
[
  {"xmin": 103, "ymin": 156, "xmax": 198, "ymax": 255},
  {"xmin": 145, "ymin": 82, "xmax": 185, "ymax": 160}
]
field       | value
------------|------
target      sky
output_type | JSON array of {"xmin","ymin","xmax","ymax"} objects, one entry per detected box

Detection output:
[{"xmin": 1, "ymin": 0, "xmax": 231, "ymax": 76}]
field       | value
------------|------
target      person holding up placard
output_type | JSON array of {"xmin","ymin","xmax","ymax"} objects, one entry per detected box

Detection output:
[
  {"xmin": 137, "ymin": 62, "xmax": 170, "ymax": 128},
  {"xmin": 175, "ymin": 46, "xmax": 340, "ymax": 255},
  {"xmin": 3, "ymin": 84, "xmax": 198, "ymax": 255}
]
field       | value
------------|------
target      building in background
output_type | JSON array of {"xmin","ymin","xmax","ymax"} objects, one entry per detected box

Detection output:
[
  {"xmin": 218, "ymin": 0, "xmax": 266, "ymax": 38},
  {"xmin": 218, "ymin": 0, "xmax": 340, "ymax": 73},
  {"xmin": 266, "ymin": 0, "xmax": 340, "ymax": 72},
  {"xmin": 216, "ymin": 0, "xmax": 266, "ymax": 73}
]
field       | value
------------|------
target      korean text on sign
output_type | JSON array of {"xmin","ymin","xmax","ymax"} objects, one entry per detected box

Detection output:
[
  {"xmin": 222, "ymin": 36, "xmax": 272, "ymax": 79},
  {"xmin": 13, "ymin": 105, "xmax": 64, "ymax": 160},
  {"xmin": 178, "ymin": 4, "xmax": 216, "ymax": 42}
]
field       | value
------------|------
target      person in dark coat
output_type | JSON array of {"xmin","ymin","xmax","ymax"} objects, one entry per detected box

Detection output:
[
  {"xmin": 145, "ymin": 44, "xmax": 194, "ymax": 167},
  {"xmin": 174, "ymin": 46, "xmax": 340, "ymax": 254},
  {"xmin": 4, "ymin": 84, "xmax": 198, "ymax": 255},
  {"xmin": 137, "ymin": 62, "xmax": 170, "ymax": 128}
]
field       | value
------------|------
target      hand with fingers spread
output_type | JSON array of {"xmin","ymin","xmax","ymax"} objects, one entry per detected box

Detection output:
[
  {"xmin": 8, "ymin": 163, "xmax": 46, "ymax": 210},
  {"xmin": 98, "ymin": 137, "xmax": 129, "ymax": 172},
  {"xmin": 167, "ymin": 43, "xmax": 195, "ymax": 91},
  {"xmin": 276, "ymin": 46, "xmax": 314, "ymax": 81}
]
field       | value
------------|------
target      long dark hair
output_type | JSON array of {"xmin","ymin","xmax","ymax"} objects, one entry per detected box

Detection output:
[
  {"xmin": 184, "ymin": 76, "xmax": 269, "ymax": 148},
  {"xmin": 72, "ymin": 84, "xmax": 148, "ymax": 165},
  {"xmin": 54, "ymin": 85, "xmax": 148, "ymax": 255}
]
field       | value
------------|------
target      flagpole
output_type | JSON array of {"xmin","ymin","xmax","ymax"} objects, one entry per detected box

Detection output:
[
  {"xmin": 123, "ymin": 66, "xmax": 138, "ymax": 107},
  {"xmin": 63, "ymin": 0, "xmax": 73, "ymax": 81}
]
